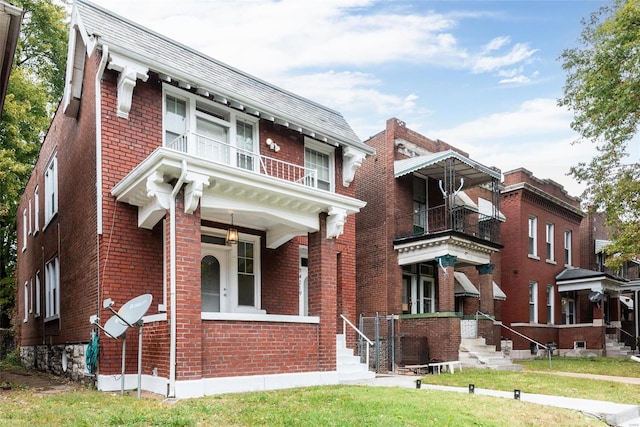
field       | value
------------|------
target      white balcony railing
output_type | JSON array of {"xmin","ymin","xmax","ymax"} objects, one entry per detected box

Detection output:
[{"xmin": 167, "ymin": 131, "xmax": 318, "ymax": 188}]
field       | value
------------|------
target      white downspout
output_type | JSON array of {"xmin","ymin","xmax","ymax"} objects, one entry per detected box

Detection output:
[
  {"xmin": 95, "ymin": 45, "xmax": 108, "ymax": 316},
  {"xmin": 169, "ymin": 160, "xmax": 187, "ymax": 398}
]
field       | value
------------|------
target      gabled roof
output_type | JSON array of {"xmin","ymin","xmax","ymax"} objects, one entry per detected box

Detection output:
[
  {"xmin": 73, "ymin": 0, "xmax": 373, "ymax": 154},
  {"xmin": 0, "ymin": 0, "xmax": 22, "ymax": 115},
  {"xmin": 394, "ymin": 150, "xmax": 500, "ymax": 187}
]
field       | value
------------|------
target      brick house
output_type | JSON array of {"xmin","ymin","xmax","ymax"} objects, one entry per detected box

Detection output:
[
  {"xmin": 500, "ymin": 168, "xmax": 630, "ymax": 358},
  {"xmin": 355, "ymin": 118, "xmax": 505, "ymax": 369},
  {"xmin": 15, "ymin": 0, "xmax": 374, "ymax": 398}
]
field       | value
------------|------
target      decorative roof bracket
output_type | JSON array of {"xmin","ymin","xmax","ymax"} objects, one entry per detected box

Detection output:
[
  {"xmin": 342, "ymin": 146, "xmax": 367, "ymax": 187},
  {"xmin": 107, "ymin": 53, "xmax": 149, "ymax": 119}
]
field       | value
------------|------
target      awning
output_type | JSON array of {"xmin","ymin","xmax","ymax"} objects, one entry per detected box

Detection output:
[
  {"xmin": 595, "ymin": 239, "xmax": 611, "ymax": 254},
  {"xmin": 620, "ymin": 295, "xmax": 634, "ymax": 310},
  {"xmin": 454, "ymin": 272, "xmax": 480, "ymax": 297},
  {"xmin": 455, "ymin": 191, "xmax": 478, "ymax": 212},
  {"xmin": 478, "ymin": 197, "xmax": 506, "ymax": 222},
  {"xmin": 493, "ymin": 282, "xmax": 507, "ymax": 301},
  {"xmin": 394, "ymin": 150, "xmax": 500, "ymax": 187}
]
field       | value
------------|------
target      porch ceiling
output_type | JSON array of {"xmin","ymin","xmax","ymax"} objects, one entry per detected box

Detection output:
[
  {"xmin": 111, "ymin": 148, "xmax": 366, "ymax": 248},
  {"xmin": 394, "ymin": 234, "xmax": 499, "ymax": 267},
  {"xmin": 394, "ymin": 150, "xmax": 500, "ymax": 187}
]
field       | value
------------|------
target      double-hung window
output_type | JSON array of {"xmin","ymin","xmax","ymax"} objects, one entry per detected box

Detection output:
[
  {"xmin": 34, "ymin": 186, "xmax": 40, "ymax": 233},
  {"xmin": 528, "ymin": 216, "xmax": 537, "ymax": 257},
  {"xmin": 545, "ymin": 223, "xmax": 554, "ymax": 262},
  {"xmin": 44, "ymin": 153, "xmax": 58, "ymax": 225},
  {"xmin": 35, "ymin": 272, "xmax": 41, "ymax": 317},
  {"xmin": 546, "ymin": 285, "xmax": 554, "ymax": 324},
  {"xmin": 304, "ymin": 137, "xmax": 334, "ymax": 191},
  {"xmin": 23, "ymin": 281, "xmax": 28, "ymax": 322},
  {"xmin": 163, "ymin": 87, "xmax": 258, "ymax": 171},
  {"xmin": 45, "ymin": 256, "xmax": 60, "ymax": 320},
  {"xmin": 529, "ymin": 281, "xmax": 538, "ymax": 323},
  {"xmin": 22, "ymin": 209, "xmax": 27, "ymax": 252},
  {"xmin": 564, "ymin": 230, "xmax": 572, "ymax": 266}
]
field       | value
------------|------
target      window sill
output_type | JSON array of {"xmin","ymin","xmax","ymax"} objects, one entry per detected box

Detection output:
[
  {"xmin": 545, "ymin": 259, "xmax": 557, "ymax": 265},
  {"xmin": 44, "ymin": 314, "xmax": 59, "ymax": 323},
  {"xmin": 528, "ymin": 254, "xmax": 540, "ymax": 261},
  {"xmin": 201, "ymin": 312, "xmax": 320, "ymax": 323}
]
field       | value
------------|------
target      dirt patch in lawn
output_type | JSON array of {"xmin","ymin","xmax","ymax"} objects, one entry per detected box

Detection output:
[{"xmin": 0, "ymin": 369, "xmax": 82, "ymax": 395}]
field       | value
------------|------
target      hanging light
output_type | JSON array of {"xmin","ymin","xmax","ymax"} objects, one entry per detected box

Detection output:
[{"xmin": 226, "ymin": 214, "xmax": 239, "ymax": 245}]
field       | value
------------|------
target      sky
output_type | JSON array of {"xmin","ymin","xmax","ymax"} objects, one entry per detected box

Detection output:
[{"xmin": 88, "ymin": 0, "xmax": 640, "ymax": 198}]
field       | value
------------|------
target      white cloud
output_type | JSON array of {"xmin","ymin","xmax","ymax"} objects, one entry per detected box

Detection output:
[
  {"xmin": 470, "ymin": 42, "xmax": 538, "ymax": 74},
  {"xmin": 482, "ymin": 36, "xmax": 510, "ymax": 53}
]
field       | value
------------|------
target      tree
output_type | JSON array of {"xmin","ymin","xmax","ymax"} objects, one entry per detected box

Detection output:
[
  {"xmin": 0, "ymin": 0, "xmax": 68, "ymax": 326},
  {"xmin": 559, "ymin": 0, "xmax": 640, "ymax": 269}
]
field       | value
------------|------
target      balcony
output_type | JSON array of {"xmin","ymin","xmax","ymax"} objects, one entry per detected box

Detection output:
[
  {"xmin": 167, "ymin": 131, "xmax": 318, "ymax": 188},
  {"xmin": 395, "ymin": 205, "xmax": 501, "ymax": 245}
]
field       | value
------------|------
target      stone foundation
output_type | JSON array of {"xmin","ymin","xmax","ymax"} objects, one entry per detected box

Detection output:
[{"xmin": 20, "ymin": 344, "xmax": 94, "ymax": 386}]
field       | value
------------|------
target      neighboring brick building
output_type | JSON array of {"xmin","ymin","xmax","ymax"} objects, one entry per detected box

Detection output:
[
  {"xmin": 355, "ymin": 118, "xmax": 505, "ymax": 368},
  {"xmin": 500, "ymin": 169, "xmax": 629, "ymax": 357},
  {"xmin": 15, "ymin": 0, "xmax": 374, "ymax": 398}
]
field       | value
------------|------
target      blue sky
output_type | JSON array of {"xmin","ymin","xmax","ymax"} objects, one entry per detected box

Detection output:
[{"xmin": 89, "ymin": 0, "xmax": 639, "ymax": 197}]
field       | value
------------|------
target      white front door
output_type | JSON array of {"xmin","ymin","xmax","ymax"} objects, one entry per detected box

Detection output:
[
  {"xmin": 201, "ymin": 244, "xmax": 230, "ymax": 312},
  {"xmin": 299, "ymin": 246, "xmax": 308, "ymax": 316}
]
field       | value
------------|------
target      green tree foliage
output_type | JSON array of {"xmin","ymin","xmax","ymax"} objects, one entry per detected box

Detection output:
[
  {"xmin": 0, "ymin": 0, "xmax": 68, "ymax": 325},
  {"xmin": 559, "ymin": 0, "xmax": 640, "ymax": 268}
]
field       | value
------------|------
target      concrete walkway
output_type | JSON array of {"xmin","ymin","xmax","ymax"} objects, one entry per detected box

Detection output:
[{"xmin": 343, "ymin": 374, "xmax": 640, "ymax": 426}]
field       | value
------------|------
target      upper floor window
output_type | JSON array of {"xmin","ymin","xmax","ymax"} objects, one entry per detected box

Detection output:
[
  {"xmin": 304, "ymin": 137, "xmax": 334, "ymax": 191},
  {"xmin": 163, "ymin": 87, "xmax": 258, "ymax": 171},
  {"xmin": 529, "ymin": 281, "xmax": 538, "ymax": 323},
  {"xmin": 22, "ymin": 208, "xmax": 27, "ymax": 252},
  {"xmin": 545, "ymin": 223, "xmax": 554, "ymax": 262},
  {"xmin": 564, "ymin": 230, "xmax": 572, "ymax": 266},
  {"xmin": 528, "ymin": 216, "xmax": 537, "ymax": 257},
  {"xmin": 45, "ymin": 256, "xmax": 60, "ymax": 320},
  {"xmin": 45, "ymin": 153, "xmax": 58, "ymax": 225},
  {"xmin": 34, "ymin": 186, "xmax": 40, "ymax": 234},
  {"xmin": 413, "ymin": 175, "xmax": 427, "ymax": 233},
  {"xmin": 28, "ymin": 199, "xmax": 32, "ymax": 235}
]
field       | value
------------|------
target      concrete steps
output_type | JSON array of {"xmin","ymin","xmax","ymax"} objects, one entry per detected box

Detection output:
[
  {"xmin": 336, "ymin": 334, "xmax": 375, "ymax": 381},
  {"xmin": 606, "ymin": 334, "xmax": 633, "ymax": 357},
  {"xmin": 460, "ymin": 338, "xmax": 522, "ymax": 371}
]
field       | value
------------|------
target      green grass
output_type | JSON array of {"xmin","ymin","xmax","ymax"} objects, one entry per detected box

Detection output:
[
  {"xmin": 0, "ymin": 385, "xmax": 604, "ymax": 426},
  {"xmin": 419, "ymin": 357, "xmax": 640, "ymax": 405}
]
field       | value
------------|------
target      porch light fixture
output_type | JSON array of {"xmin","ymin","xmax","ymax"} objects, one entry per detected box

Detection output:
[
  {"xmin": 265, "ymin": 137, "xmax": 280, "ymax": 152},
  {"xmin": 226, "ymin": 214, "xmax": 239, "ymax": 245}
]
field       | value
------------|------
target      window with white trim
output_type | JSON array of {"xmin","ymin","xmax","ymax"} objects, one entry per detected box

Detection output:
[
  {"xmin": 45, "ymin": 256, "xmax": 60, "ymax": 320},
  {"xmin": 402, "ymin": 263, "xmax": 436, "ymax": 314},
  {"xmin": 35, "ymin": 272, "xmax": 41, "ymax": 317},
  {"xmin": 546, "ymin": 285, "xmax": 554, "ymax": 324},
  {"xmin": 528, "ymin": 216, "xmax": 537, "ymax": 257},
  {"xmin": 45, "ymin": 154, "xmax": 58, "ymax": 225},
  {"xmin": 22, "ymin": 208, "xmax": 27, "ymax": 252},
  {"xmin": 28, "ymin": 278, "xmax": 33, "ymax": 314},
  {"xmin": 23, "ymin": 281, "xmax": 28, "ymax": 322},
  {"xmin": 529, "ymin": 281, "xmax": 538, "ymax": 323},
  {"xmin": 34, "ymin": 186, "xmax": 40, "ymax": 233},
  {"xmin": 304, "ymin": 137, "xmax": 334, "ymax": 191},
  {"xmin": 163, "ymin": 87, "xmax": 258, "ymax": 171},
  {"xmin": 545, "ymin": 223, "xmax": 554, "ymax": 261},
  {"xmin": 564, "ymin": 230, "xmax": 572, "ymax": 266},
  {"xmin": 28, "ymin": 199, "xmax": 32, "ymax": 235}
]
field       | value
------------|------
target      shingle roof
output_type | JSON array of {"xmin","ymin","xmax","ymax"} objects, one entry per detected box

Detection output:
[{"xmin": 75, "ymin": 0, "xmax": 372, "ymax": 153}]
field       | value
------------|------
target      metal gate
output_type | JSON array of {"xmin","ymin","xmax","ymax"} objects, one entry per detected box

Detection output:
[{"xmin": 358, "ymin": 313, "xmax": 399, "ymax": 373}]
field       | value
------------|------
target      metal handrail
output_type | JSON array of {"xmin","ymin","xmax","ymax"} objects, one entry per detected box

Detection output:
[
  {"xmin": 616, "ymin": 327, "xmax": 634, "ymax": 339},
  {"xmin": 340, "ymin": 314, "xmax": 373, "ymax": 369},
  {"xmin": 475, "ymin": 311, "xmax": 553, "ymax": 368}
]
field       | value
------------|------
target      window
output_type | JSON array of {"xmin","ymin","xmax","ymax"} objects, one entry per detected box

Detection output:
[
  {"xmin": 22, "ymin": 208, "xmax": 27, "ymax": 252},
  {"xmin": 35, "ymin": 272, "xmax": 41, "ymax": 317},
  {"xmin": 564, "ymin": 230, "xmax": 572, "ymax": 266},
  {"xmin": 546, "ymin": 285, "xmax": 554, "ymax": 324},
  {"xmin": 23, "ymin": 281, "xmax": 28, "ymax": 322},
  {"xmin": 45, "ymin": 154, "xmax": 58, "ymax": 225},
  {"xmin": 163, "ymin": 88, "xmax": 258, "ymax": 171},
  {"xmin": 413, "ymin": 176, "xmax": 427, "ymax": 233},
  {"xmin": 402, "ymin": 264, "xmax": 436, "ymax": 314},
  {"xmin": 304, "ymin": 137, "xmax": 334, "ymax": 191},
  {"xmin": 529, "ymin": 281, "xmax": 538, "ymax": 323},
  {"xmin": 34, "ymin": 186, "xmax": 40, "ymax": 233},
  {"xmin": 28, "ymin": 199, "xmax": 32, "ymax": 235},
  {"xmin": 545, "ymin": 223, "xmax": 554, "ymax": 261},
  {"xmin": 528, "ymin": 216, "xmax": 537, "ymax": 257},
  {"xmin": 45, "ymin": 256, "xmax": 60, "ymax": 320},
  {"xmin": 201, "ymin": 230, "xmax": 262, "ymax": 314}
]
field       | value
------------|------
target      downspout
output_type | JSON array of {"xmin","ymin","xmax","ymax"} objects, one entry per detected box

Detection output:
[
  {"xmin": 169, "ymin": 160, "xmax": 187, "ymax": 398},
  {"xmin": 95, "ymin": 45, "xmax": 109, "ymax": 319}
]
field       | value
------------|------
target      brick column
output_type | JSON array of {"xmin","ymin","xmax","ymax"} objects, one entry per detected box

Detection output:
[
  {"xmin": 167, "ymin": 193, "xmax": 203, "ymax": 381},
  {"xmin": 435, "ymin": 255, "xmax": 456, "ymax": 312},
  {"xmin": 308, "ymin": 213, "xmax": 337, "ymax": 371},
  {"xmin": 476, "ymin": 263, "xmax": 495, "ymax": 315}
]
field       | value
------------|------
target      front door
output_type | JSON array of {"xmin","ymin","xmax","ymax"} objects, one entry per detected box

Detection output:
[
  {"xmin": 299, "ymin": 246, "xmax": 308, "ymax": 316},
  {"xmin": 201, "ymin": 244, "xmax": 230, "ymax": 312}
]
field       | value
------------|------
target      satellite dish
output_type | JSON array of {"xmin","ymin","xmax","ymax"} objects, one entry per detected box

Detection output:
[
  {"xmin": 103, "ymin": 315, "xmax": 128, "ymax": 339},
  {"xmin": 588, "ymin": 291, "xmax": 603, "ymax": 303},
  {"xmin": 117, "ymin": 293, "xmax": 153, "ymax": 325}
]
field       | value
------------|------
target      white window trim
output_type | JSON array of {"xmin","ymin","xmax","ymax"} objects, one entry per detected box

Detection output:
[
  {"xmin": 45, "ymin": 256, "xmax": 60, "ymax": 321},
  {"xmin": 28, "ymin": 199, "xmax": 32, "ymax": 235},
  {"xmin": 35, "ymin": 272, "xmax": 41, "ymax": 317},
  {"xmin": 546, "ymin": 285, "xmax": 554, "ymax": 324},
  {"xmin": 564, "ymin": 230, "xmax": 572, "ymax": 267},
  {"xmin": 162, "ymin": 85, "xmax": 259, "ymax": 168},
  {"xmin": 304, "ymin": 136, "xmax": 335, "ymax": 192},
  {"xmin": 545, "ymin": 223, "xmax": 554, "ymax": 262},
  {"xmin": 528, "ymin": 216, "xmax": 537, "ymax": 257},
  {"xmin": 44, "ymin": 153, "xmax": 58, "ymax": 228},
  {"xmin": 34, "ymin": 186, "xmax": 40, "ymax": 234},
  {"xmin": 529, "ymin": 281, "xmax": 538, "ymax": 323},
  {"xmin": 201, "ymin": 228, "xmax": 263, "ymax": 315},
  {"xmin": 23, "ymin": 281, "xmax": 28, "ymax": 323},
  {"xmin": 22, "ymin": 208, "xmax": 27, "ymax": 252}
]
